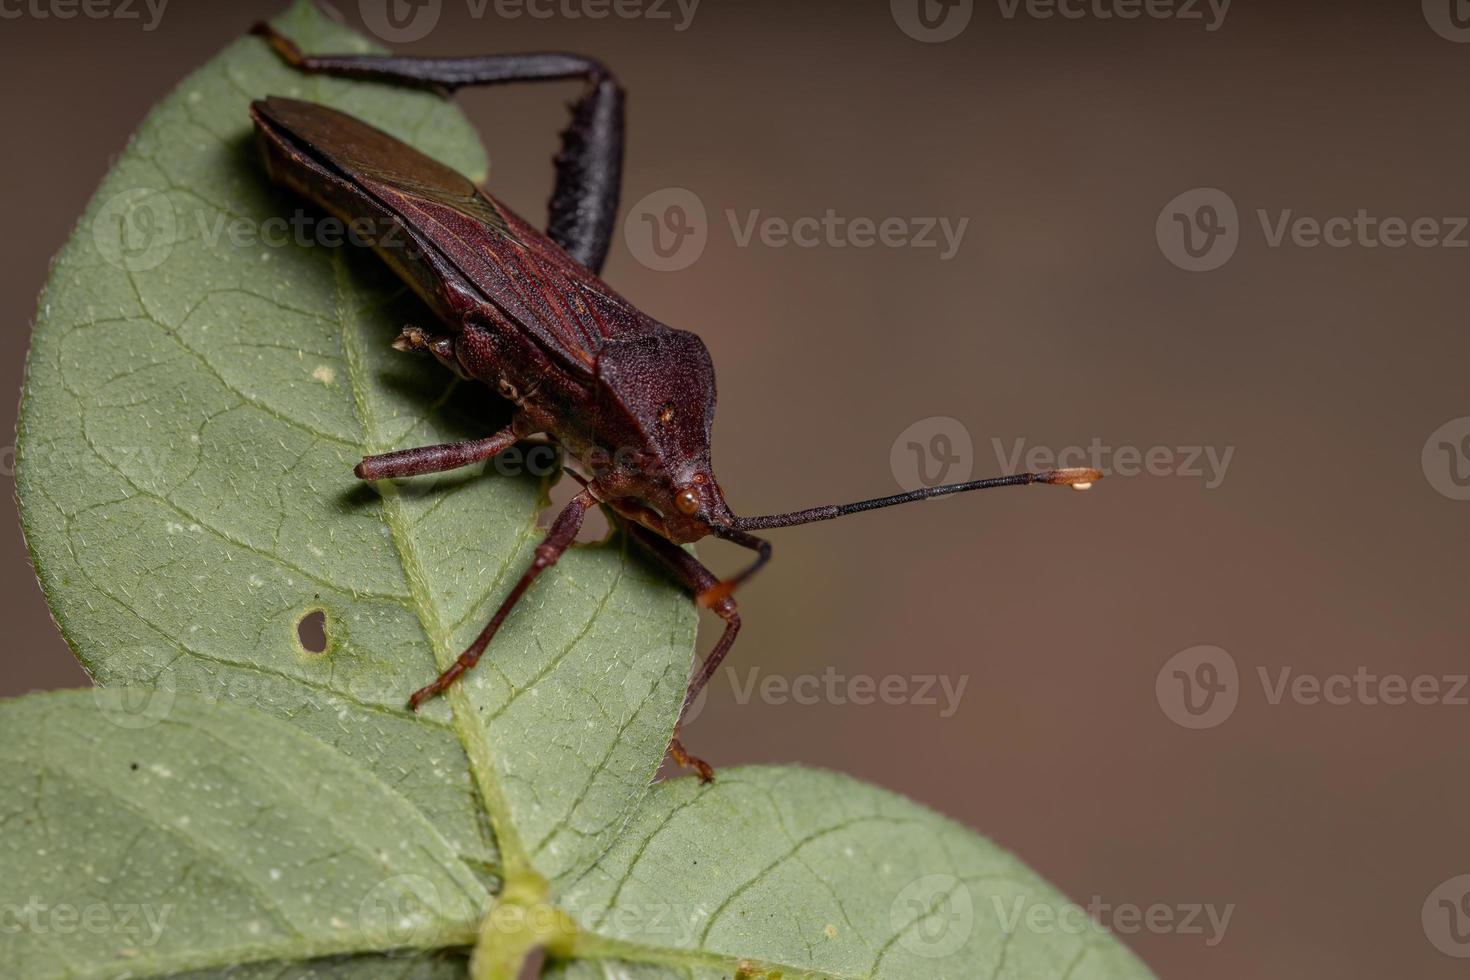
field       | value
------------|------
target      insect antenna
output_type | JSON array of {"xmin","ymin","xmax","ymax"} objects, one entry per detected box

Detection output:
[{"xmin": 731, "ymin": 467, "xmax": 1102, "ymax": 531}]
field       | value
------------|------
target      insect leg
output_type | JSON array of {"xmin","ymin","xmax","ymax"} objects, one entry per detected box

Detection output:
[
  {"xmin": 626, "ymin": 523, "xmax": 742, "ymax": 783},
  {"xmin": 252, "ymin": 23, "xmax": 623, "ymax": 273},
  {"xmin": 355, "ymin": 425, "xmax": 519, "ymax": 480},
  {"xmin": 393, "ymin": 324, "xmax": 462, "ymax": 366},
  {"xmin": 408, "ymin": 487, "xmax": 595, "ymax": 709}
]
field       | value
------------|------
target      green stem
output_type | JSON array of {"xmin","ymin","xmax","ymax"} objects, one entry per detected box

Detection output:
[{"xmin": 471, "ymin": 871, "xmax": 579, "ymax": 980}]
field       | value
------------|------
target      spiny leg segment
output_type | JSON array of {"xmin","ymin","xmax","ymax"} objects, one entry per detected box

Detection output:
[{"xmin": 252, "ymin": 22, "xmax": 623, "ymax": 272}]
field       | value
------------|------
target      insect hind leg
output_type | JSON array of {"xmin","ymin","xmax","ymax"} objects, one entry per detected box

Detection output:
[{"xmin": 251, "ymin": 23, "xmax": 623, "ymax": 273}]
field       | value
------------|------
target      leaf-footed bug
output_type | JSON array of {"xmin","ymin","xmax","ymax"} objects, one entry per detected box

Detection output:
[{"xmin": 248, "ymin": 22, "xmax": 1100, "ymax": 779}]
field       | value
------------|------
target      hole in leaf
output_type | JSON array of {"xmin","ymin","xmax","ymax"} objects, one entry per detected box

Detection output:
[{"xmin": 295, "ymin": 608, "xmax": 329, "ymax": 654}]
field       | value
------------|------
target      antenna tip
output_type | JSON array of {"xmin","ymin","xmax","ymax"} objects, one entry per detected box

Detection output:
[{"xmin": 1040, "ymin": 467, "xmax": 1103, "ymax": 490}]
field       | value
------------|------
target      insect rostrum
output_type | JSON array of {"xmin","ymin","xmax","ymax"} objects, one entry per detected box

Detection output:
[{"xmin": 248, "ymin": 23, "xmax": 1099, "ymax": 780}]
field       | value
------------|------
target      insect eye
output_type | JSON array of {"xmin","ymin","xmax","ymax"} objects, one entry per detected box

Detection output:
[{"xmin": 675, "ymin": 488, "xmax": 701, "ymax": 515}]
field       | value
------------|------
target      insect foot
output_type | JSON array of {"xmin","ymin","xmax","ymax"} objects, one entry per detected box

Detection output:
[{"xmin": 668, "ymin": 737, "xmax": 715, "ymax": 784}]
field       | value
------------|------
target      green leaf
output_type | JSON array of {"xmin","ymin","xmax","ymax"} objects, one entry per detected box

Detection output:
[
  {"xmin": 0, "ymin": 691, "xmax": 485, "ymax": 979},
  {"xmin": 553, "ymin": 767, "xmax": 1156, "ymax": 980},
  {"xmin": 16, "ymin": 0, "xmax": 695, "ymax": 899},
  {"xmin": 165, "ymin": 955, "xmax": 469, "ymax": 980},
  {"xmin": 3, "ymin": 696, "xmax": 1156, "ymax": 980}
]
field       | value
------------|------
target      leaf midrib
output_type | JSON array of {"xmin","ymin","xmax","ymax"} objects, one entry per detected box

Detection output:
[{"xmin": 331, "ymin": 252, "xmax": 531, "ymax": 881}]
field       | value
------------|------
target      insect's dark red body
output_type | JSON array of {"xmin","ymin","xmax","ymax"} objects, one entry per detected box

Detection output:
[
  {"xmin": 249, "ymin": 24, "xmax": 1096, "ymax": 778},
  {"xmin": 253, "ymin": 96, "xmax": 728, "ymax": 543}
]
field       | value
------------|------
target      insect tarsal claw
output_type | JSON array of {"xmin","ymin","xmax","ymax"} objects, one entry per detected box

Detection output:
[{"xmin": 669, "ymin": 738, "xmax": 715, "ymax": 783}]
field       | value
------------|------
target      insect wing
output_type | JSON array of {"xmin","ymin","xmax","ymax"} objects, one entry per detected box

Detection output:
[{"xmin": 254, "ymin": 97, "xmax": 648, "ymax": 374}]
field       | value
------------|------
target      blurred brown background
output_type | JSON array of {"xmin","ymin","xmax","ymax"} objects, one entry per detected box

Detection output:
[{"xmin": 6, "ymin": 1, "xmax": 1470, "ymax": 977}]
